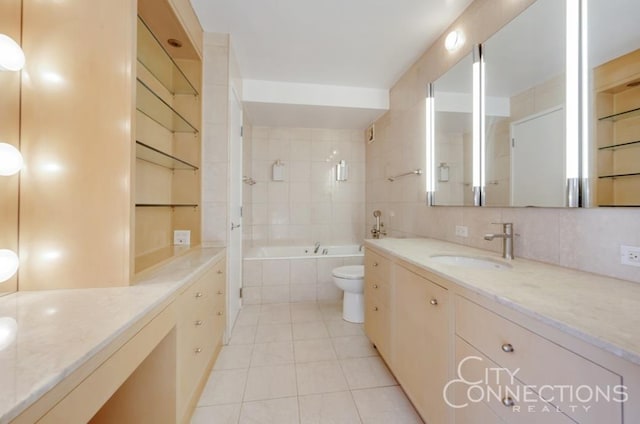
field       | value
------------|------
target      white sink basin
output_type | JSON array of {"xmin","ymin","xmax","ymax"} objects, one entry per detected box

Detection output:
[{"xmin": 430, "ymin": 255, "xmax": 512, "ymax": 270}]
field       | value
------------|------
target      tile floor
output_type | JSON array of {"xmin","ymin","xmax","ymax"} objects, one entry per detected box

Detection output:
[{"xmin": 191, "ymin": 302, "xmax": 423, "ymax": 424}]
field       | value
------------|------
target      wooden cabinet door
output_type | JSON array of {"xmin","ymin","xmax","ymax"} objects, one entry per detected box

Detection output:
[{"xmin": 394, "ymin": 265, "xmax": 450, "ymax": 424}]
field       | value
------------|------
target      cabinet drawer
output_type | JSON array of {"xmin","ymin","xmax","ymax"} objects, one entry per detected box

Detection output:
[
  {"xmin": 455, "ymin": 336, "xmax": 575, "ymax": 424},
  {"xmin": 365, "ymin": 249, "xmax": 390, "ymax": 282},
  {"xmin": 364, "ymin": 300, "xmax": 391, "ymax": 361},
  {"xmin": 455, "ymin": 296, "xmax": 622, "ymax": 424}
]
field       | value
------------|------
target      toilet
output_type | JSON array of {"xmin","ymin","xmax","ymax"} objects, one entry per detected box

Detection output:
[{"xmin": 332, "ymin": 265, "xmax": 365, "ymax": 323}]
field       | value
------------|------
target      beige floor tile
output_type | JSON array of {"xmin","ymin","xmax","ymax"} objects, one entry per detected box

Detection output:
[
  {"xmin": 340, "ymin": 357, "xmax": 396, "ymax": 390},
  {"xmin": 331, "ymin": 335, "xmax": 377, "ymax": 359},
  {"xmin": 259, "ymin": 309, "xmax": 292, "ymax": 325},
  {"xmin": 319, "ymin": 303, "xmax": 343, "ymax": 321},
  {"xmin": 296, "ymin": 360, "xmax": 348, "ymax": 395},
  {"xmin": 214, "ymin": 345, "xmax": 254, "ymax": 370},
  {"xmin": 239, "ymin": 397, "xmax": 300, "ymax": 424},
  {"xmin": 255, "ymin": 323, "xmax": 293, "ymax": 343},
  {"xmin": 294, "ymin": 339, "xmax": 337, "ymax": 363},
  {"xmin": 230, "ymin": 324, "xmax": 257, "ymax": 345},
  {"xmin": 291, "ymin": 308, "xmax": 324, "ymax": 323},
  {"xmin": 293, "ymin": 321, "xmax": 330, "ymax": 340},
  {"xmin": 198, "ymin": 369, "xmax": 248, "ymax": 406},
  {"xmin": 298, "ymin": 391, "xmax": 362, "ymax": 424},
  {"xmin": 326, "ymin": 320, "xmax": 364, "ymax": 338},
  {"xmin": 191, "ymin": 403, "xmax": 242, "ymax": 424},
  {"xmin": 251, "ymin": 342, "xmax": 295, "ymax": 367},
  {"xmin": 236, "ymin": 306, "xmax": 262, "ymax": 327},
  {"xmin": 244, "ymin": 364, "xmax": 297, "ymax": 401},
  {"xmin": 351, "ymin": 386, "xmax": 423, "ymax": 424}
]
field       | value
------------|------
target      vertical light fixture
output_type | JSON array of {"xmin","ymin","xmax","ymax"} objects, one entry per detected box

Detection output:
[
  {"xmin": 425, "ymin": 84, "xmax": 435, "ymax": 205},
  {"xmin": 580, "ymin": 0, "xmax": 590, "ymax": 206},
  {"xmin": 472, "ymin": 45, "xmax": 485, "ymax": 206},
  {"xmin": 335, "ymin": 160, "xmax": 348, "ymax": 181},
  {"xmin": 0, "ymin": 250, "xmax": 19, "ymax": 283},
  {"xmin": 0, "ymin": 143, "xmax": 23, "ymax": 176},
  {"xmin": 565, "ymin": 0, "xmax": 580, "ymax": 206}
]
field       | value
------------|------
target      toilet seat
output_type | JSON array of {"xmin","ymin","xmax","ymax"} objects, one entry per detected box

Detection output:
[{"xmin": 332, "ymin": 265, "xmax": 364, "ymax": 280}]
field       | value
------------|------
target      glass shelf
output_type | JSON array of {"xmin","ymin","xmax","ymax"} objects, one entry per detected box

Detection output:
[
  {"xmin": 598, "ymin": 140, "xmax": 640, "ymax": 151},
  {"xmin": 136, "ymin": 141, "xmax": 198, "ymax": 170},
  {"xmin": 136, "ymin": 79, "xmax": 198, "ymax": 134},
  {"xmin": 137, "ymin": 17, "xmax": 198, "ymax": 96},
  {"xmin": 598, "ymin": 172, "xmax": 640, "ymax": 179},
  {"xmin": 136, "ymin": 204, "xmax": 199, "ymax": 208},
  {"xmin": 598, "ymin": 107, "xmax": 640, "ymax": 122}
]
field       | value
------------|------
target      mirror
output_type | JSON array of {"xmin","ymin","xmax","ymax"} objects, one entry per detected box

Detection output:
[
  {"xmin": 483, "ymin": 0, "xmax": 568, "ymax": 207},
  {"xmin": 588, "ymin": 0, "xmax": 640, "ymax": 207},
  {"xmin": 432, "ymin": 53, "xmax": 475, "ymax": 206},
  {"xmin": 0, "ymin": 1, "xmax": 22, "ymax": 295}
]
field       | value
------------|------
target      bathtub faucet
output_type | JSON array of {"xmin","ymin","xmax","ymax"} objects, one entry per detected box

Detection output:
[{"xmin": 314, "ymin": 242, "xmax": 321, "ymax": 254}]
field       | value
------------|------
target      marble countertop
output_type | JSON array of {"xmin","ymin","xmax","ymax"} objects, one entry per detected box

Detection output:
[
  {"xmin": 0, "ymin": 247, "xmax": 225, "ymax": 424},
  {"xmin": 366, "ymin": 238, "xmax": 640, "ymax": 366}
]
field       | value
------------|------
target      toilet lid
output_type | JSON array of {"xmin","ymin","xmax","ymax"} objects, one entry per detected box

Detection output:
[{"xmin": 332, "ymin": 265, "xmax": 364, "ymax": 280}]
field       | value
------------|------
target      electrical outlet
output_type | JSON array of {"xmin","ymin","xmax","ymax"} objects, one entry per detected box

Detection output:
[
  {"xmin": 621, "ymin": 245, "xmax": 640, "ymax": 267},
  {"xmin": 455, "ymin": 225, "xmax": 469, "ymax": 238},
  {"xmin": 174, "ymin": 230, "xmax": 191, "ymax": 246}
]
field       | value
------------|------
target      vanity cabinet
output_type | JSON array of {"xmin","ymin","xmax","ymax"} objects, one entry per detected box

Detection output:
[
  {"xmin": 364, "ymin": 249, "xmax": 392, "ymax": 361},
  {"xmin": 594, "ymin": 48, "xmax": 640, "ymax": 206},
  {"xmin": 394, "ymin": 265, "xmax": 450, "ymax": 423},
  {"xmin": 176, "ymin": 256, "xmax": 225, "ymax": 422}
]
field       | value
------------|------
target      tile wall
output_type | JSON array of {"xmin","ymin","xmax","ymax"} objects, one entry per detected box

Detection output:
[
  {"xmin": 366, "ymin": 0, "xmax": 640, "ymax": 284},
  {"xmin": 248, "ymin": 127, "xmax": 365, "ymax": 247}
]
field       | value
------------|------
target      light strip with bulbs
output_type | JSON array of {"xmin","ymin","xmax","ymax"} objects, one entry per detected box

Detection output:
[{"xmin": 565, "ymin": 0, "xmax": 581, "ymax": 206}]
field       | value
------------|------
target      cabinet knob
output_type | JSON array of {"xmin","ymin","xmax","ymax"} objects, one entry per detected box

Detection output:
[
  {"xmin": 373, "ymin": 262, "xmax": 378, "ymax": 267},
  {"xmin": 429, "ymin": 298, "xmax": 438, "ymax": 306},
  {"xmin": 195, "ymin": 292, "xmax": 203, "ymax": 298},
  {"xmin": 217, "ymin": 311, "xmax": 224, "ymax": 316},
  {"xmin": 373, "ymin": 306, "xmax": 379, "ymax": 311},
  {"xmin": 217, "ymin": 270, "xmax": 223, "ymax": 274},
  {"xmin": 502, "ymin": 397, "xmax": 515, "ymax": 407},
  {"xmin": 195, "ymin": 348, "xmax": 202, "ymax": 354},
  {"xmin": 373, "ymin": 284, "xmax": 378, "ymax": 289},
  {"xmin": 195, "ymin": 320, "xmax": 203, "ymax": 326},
  {"xmin": 501, "ymin": 343, "xmax": 514, "ymax": 353},
  {"xmin": 217, "ymin": 290, "xmax": 224, "ymax": 295}
]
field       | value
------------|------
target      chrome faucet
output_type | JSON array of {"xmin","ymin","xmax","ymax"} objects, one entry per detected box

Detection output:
[
  {"xmin": 371, "ymin": 210, "xmax": 387, "ymax": 239},
  {"xmin": 313, "ymin": 242, "xmax": 321, "ymax": 254},
  {"xmin": 484, "ymin": 223, "xmax": 514, "ymax": 260}
]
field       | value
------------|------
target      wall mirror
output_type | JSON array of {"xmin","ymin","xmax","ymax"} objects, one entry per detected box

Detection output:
[
  {"xmin": 431, "ymin": 52, "xmax": 475, "ymax": 206},
  {"xmin": 588, "ymin": 0, "xmax": 640, "ymax": 207},
  {"xmin": 482, "ymin": 0, "xmax": 568, "ymax": 207}
]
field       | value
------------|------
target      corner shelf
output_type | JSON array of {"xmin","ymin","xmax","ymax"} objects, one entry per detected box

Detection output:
[
  {"xmin": 598, "ymin": 107, "xmax": 640, "ymax": 122},
  {"xmin": 135, "ymin": 204, "xmax": 198, "ymax": 208},
  {"xmin": 136, "ymin": 79, "xmax": 198, "ymax": 134},
  {"xmin": 136, "ymin": 141, "xmax": 198, "ymax": 170},
  {"xmin": 598, "ymin": 172, "xmax": 640, "ymax": 179},
  {"xmin": 137, "ymin": 17, "xmax": 198, "ymax": 96},
  {"xmin": 598, "ymin": 140, "xmax": 640, "ymax": 151}
]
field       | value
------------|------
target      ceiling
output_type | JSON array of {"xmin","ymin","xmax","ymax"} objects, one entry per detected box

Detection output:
[{"xmin": 190, "ymin": 0, "xmax": 474, "ymax": 128}]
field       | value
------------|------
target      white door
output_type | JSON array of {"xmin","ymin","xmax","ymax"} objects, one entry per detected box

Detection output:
[
  {"xmin": 227, "ymin": 88, "xmax": 243, "ymax": 337},
  {"xmin": 511, "ymin": 107, "xmax": 565, "ymax": 207}
]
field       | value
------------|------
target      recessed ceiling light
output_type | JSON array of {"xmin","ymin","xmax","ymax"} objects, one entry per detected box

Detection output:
[{"xmin": 444, "ymin": 30, "xmax": 463, "ymax": 52}]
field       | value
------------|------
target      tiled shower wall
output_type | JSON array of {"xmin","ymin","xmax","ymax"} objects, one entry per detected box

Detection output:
[
  {"xmin": 366, "ymin": 0, "xmax": 640, "ymax": 284},
  {"xmin": 248, "ymin": 127, "xmax": 366, "ymax": 247}
]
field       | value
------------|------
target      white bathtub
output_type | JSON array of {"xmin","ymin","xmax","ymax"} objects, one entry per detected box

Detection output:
[
  {"xmin": 244, "ymin": 244, "xmax": 364, "ymax": 260},
  {"xmin": 242, "ymin": 244, "xmax": 364, "ymax": 305}
]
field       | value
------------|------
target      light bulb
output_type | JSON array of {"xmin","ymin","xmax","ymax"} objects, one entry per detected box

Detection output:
[
  {"xmin": 0, "ymin": 143, "xmax": 23, "ymax": 176},
  {"xmin": 0, "ymin": 34, "xmax": 25, "ymax": 72},
  {"xmin": 0, "ymin": 249, "xmax": 19, "ymax": 283},
  {"xmin": 445, "ymin": 31, "xmax": 463, "ymax": 52}
]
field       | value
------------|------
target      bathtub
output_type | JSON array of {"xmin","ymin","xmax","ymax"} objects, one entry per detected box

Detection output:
[{"xmin": 242, "ymin": 245, "xmax": 364, "ymax": 305}]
